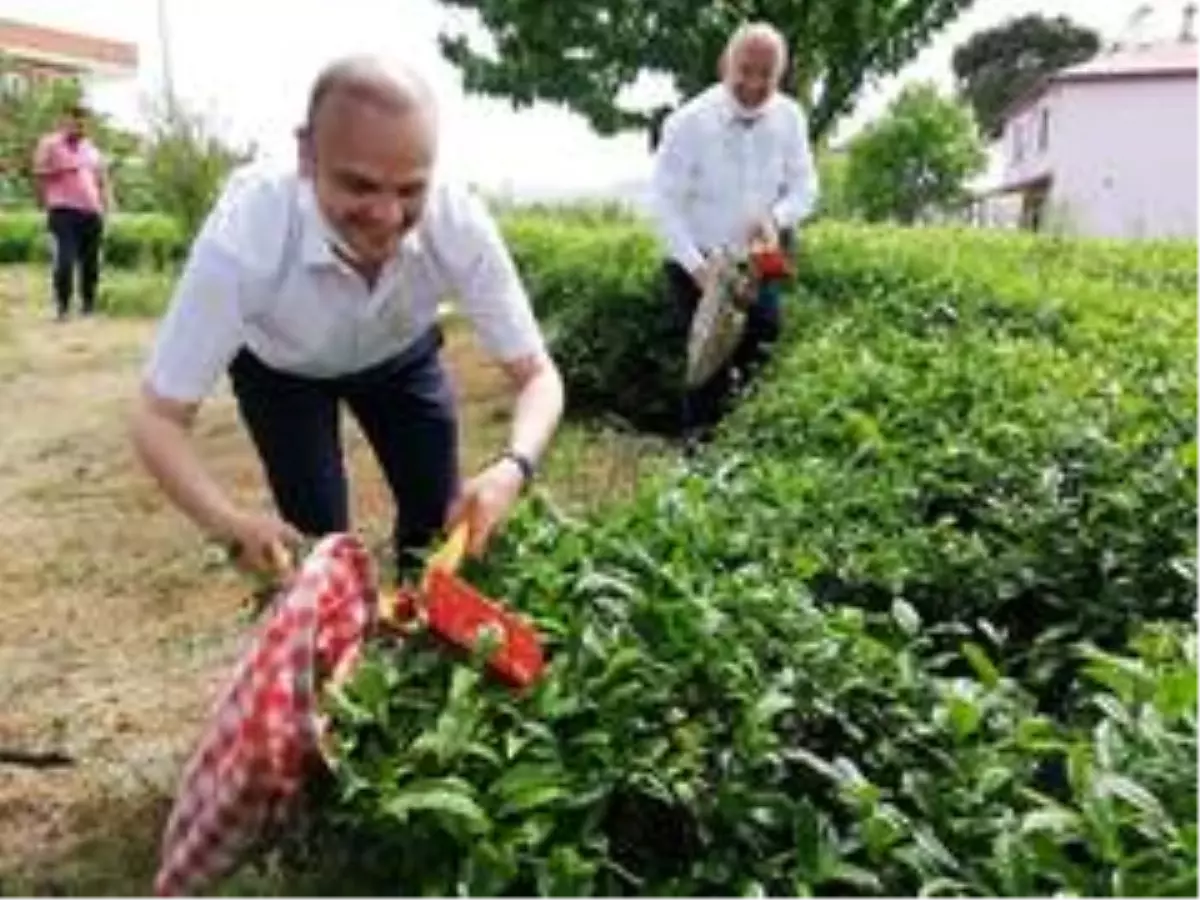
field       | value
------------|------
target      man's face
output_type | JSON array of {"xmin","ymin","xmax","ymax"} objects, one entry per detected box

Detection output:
[
  {"xmin": 64, "ymin": 112, "xmax": 85, "ymax": 142},
  {"xmin": 301, "ymin": 95, "xmax": 435, "ymax": 268},
  {"xmin": 725, "ymin": 39, "xmax": 780, "ymax": 111}
]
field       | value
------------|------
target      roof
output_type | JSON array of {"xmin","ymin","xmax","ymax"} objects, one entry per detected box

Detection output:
[
  {"xmin": 1002, "ymin": 39, "xmax": 1197, "ymax": 122},
  {"xmin": 0, "ymin": 17, "xmax": 138, "ymax": 76},
  {"xmin": 1058, "ymin": 39, "xmax": 1198, "ymax": 81}
]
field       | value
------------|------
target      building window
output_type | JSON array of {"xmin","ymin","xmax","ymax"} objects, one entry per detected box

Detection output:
[
  {"xmin": 1, "ymin": 70, "xmax": 28, "ymax": 94},
  {"xmin": 1038, "ymin": 108, "xmax": 1050, "ymax": 152},
  {"xmin": 1011, "ymin": 121, "xmax": 1025, "ymax": 164}
]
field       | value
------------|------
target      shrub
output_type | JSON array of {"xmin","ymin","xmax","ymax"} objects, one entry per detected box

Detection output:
[
  {"xmin": 0, "ymin": 209, "xmax": 184, "ymax": 269},
  {"xmin": 284, "ymin": 489, "xmax": 1195, "ymax": 896},
  {"xmin": 501, "ymin": 215, "xmax": 683, "ymax": 433},
  {"xmin": 256, "ymin": 221, "xmax": 1197, "ymax": 897},
  {"xmin": 716, "ymin": 223, "xmax": 1196, "ymax": 699}
]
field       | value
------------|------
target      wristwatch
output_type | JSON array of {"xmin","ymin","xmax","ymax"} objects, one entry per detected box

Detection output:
[{"xmin": 502, "ymin": 449, "xmax": 536, "ymax": 486}]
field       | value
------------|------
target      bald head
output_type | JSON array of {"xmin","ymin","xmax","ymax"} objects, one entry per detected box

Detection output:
[
  {"xmin": 305, "ymin": 54, "xmax": 436, "ymax": 131},
  {"xmin": 298, "ymin": 54, "xmax": 439, "ymax": 272},
  {"xmin": 721, "ymin": 22, "xmax": 789, "ymax": 111}
]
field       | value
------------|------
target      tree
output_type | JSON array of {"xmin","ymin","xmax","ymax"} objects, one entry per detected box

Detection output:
[
  {"xmin": 139, "ymin": 97, "xmax": 255, "ymax": 241},
  {"xmin": 951, "ymin": 14, "xmax": 1100, "ymax": 139},
  {"xmin": 843, "ymin": 82, "xmax": 984, "ymax": 224},
  {"xmin": 438, "ymin": 0, "xmax": 978, "ymax": 145}
]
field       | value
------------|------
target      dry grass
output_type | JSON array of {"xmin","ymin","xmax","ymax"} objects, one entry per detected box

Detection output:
[{"xmin": 0, "ymin": 266, "xmax": 669, "ymax": 895}]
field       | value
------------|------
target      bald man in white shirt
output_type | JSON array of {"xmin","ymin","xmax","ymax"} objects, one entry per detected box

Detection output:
[
  {"xmin": 129, "ymin": 56, "xmax": 565, "ymax": 578},
  {"xmin": 651, "ymin": 23, "xmax": 819, "ymax": 437}
]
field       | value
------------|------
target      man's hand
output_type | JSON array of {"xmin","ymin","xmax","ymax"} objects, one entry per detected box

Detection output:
[
  {"xmin": 445, "ymin": 348, "xmax": 562, "ymax": 558},
  {"xmin": 446, "ymin": 458, "xmax": 526, "ymax": 557},
  {"xmin": 225, "ymin": 510, "xmax": 302, "ymax": 576}
]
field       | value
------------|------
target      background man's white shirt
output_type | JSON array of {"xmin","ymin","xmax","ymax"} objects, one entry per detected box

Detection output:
[
  {"xmin": 144, "ymin": 160, "xmax": 546, "ymax": 402},
  {"xmin": 650, "ymin": 84, "xmax": 820, "ymax": 272}
]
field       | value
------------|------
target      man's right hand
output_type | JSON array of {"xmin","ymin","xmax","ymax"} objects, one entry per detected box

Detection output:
[{"xmin": 225, "ymin": 511, "xmax": 301, "ymax": 576}]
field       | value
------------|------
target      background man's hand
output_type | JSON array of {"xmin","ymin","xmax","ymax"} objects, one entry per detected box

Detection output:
[
  {"xmin": 225, "ymin": 511, "xmax": 301, "ymax": 576},
  {"xmin": 446, "ymin": 458, "xmax": 526, "ymax": 558}
]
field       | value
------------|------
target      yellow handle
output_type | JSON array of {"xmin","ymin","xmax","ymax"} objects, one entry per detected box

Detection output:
[
  {"xmin": 379, "ymin": 523, "xmax": 471, "ymax": 623},
  {"xmin": 421, "ymin": 522, "xmax": 470, "ymax": 588}
]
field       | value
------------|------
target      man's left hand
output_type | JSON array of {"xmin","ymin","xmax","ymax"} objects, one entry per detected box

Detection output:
[{"xmin": 446, "ymin": 457, "xmax": 526, "ymax": 557}]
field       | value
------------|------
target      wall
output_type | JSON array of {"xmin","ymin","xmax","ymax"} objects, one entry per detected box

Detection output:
[
  {"xmin": 1051, "ymin": 75, "xmax": 1198, "ymax": 238},
  {"xmin": 999, "ymin": 85, "xmax": 1062, "ymax": 190}
]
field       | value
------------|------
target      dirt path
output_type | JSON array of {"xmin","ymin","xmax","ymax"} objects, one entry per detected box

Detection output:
[{"xmin": 0, "ymin": 268, "xmax": 663, "ymax": 892}]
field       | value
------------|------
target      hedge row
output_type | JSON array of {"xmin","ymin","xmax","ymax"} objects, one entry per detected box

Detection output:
[
  {"xmin": 267, "ymin": 222, "xmax": 1196, "ymax": 896},
  {"xmin": 0, "ymin": 209, "xmax": 185, "ymax": 269}
]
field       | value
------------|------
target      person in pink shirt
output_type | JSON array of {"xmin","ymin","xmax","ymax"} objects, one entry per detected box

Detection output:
[{"xmin": 33, "ymin": 104, "xmax": 114, "ymax": 321}]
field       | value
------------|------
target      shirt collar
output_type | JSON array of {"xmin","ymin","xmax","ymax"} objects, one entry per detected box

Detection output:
[
  {"xmin": 296, "ymin": 177, "xmax": 421, "ymax": 271},
  {"xmin": 719, "ymin": 86, "xmax": 773, "ymax": 127}
]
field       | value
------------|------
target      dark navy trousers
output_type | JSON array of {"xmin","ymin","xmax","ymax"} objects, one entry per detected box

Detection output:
[{"xmin": 228, "ymin": 327, "xmax": 458, "ymax": 576}]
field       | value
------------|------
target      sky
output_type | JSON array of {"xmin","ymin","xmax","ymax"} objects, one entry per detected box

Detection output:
[{"xmin": 0, "ymin": 0, "xmax": 1192, "ymax": 197}]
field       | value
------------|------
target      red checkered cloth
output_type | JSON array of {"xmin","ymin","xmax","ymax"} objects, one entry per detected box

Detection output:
[{"xmin": 154, "ymin": 533, "xmax": 379, "ymax": 897}]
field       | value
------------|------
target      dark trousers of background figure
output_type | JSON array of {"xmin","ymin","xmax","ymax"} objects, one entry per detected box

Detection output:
[
  {"xmin": 47, "ymin": 207, "xmax": 104, "ymax": 317},
  {"xmin": 228, "ymin": 326, "xmax": 459, "ymax": 579},
  {"xmin": 664, "ymin": 227, "xmax": 795, "ymax": 438}
]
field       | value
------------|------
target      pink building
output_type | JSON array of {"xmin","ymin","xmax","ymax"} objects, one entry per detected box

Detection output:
[{"xmin": 984, "ymin": 37, "xmax": 1197, "ymax": 239}]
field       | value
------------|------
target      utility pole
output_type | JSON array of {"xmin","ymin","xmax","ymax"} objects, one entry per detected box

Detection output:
[{"xmin": 157, "ymin": 0, "xmax": 177, "ymax": 115}]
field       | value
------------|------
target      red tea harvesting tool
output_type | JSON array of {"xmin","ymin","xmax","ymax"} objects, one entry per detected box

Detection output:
[{"xmin": 380, "ymin": 522, "xmax": 546, "ymax": 689}]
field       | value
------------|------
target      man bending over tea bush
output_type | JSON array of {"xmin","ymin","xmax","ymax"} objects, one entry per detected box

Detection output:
[
  {"xmin": 129, "ymin": 56, "xmax": 564, "ymax": 578},
  {"xmin": 650, "ymin": 22, "xmax": 819, "ymax": 436}
]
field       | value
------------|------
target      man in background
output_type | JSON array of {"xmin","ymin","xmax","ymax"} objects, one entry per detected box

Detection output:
[
  {"xmin": 33, "ymin": 103, "xmax": 113, "ymax": 321},
  {"xmin": 650, "ymin": 22, "xmax": 819, "ymax": 439}
]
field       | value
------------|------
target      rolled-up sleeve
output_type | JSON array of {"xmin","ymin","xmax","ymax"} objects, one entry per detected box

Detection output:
[
  {"xmin": 771, "ymin": 101, "xmax": 820, "ymax": 229},
  {"xmin": 143, "ymin": 240, "xmax": 245, "ymax": 402},
  {"xmin": 434, "ymin": 184, "xmax": 547, "ymax": 362},
  {"xmin": 650, "ymin": 111, "xmax": 705, "ymax": 273},
  {"xmin": 142, "ymin": 170, "xmax": 262, "ymax": 402}
]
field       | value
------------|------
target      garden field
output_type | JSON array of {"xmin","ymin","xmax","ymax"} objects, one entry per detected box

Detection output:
[{"xmin": 0, "ymin": 209, "xmax": 1195, "ymax": 896}]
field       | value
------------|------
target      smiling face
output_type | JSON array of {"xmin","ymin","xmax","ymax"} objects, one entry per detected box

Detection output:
[
  {"xmin": 723, "ymin": 31, "xmax": 785, "ymax": 112},
  {"xmin": 299, "ymin": 85, "xmax": 436, "ymax": 269}
]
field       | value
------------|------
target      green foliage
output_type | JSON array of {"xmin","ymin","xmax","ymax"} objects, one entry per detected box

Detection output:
[
  {"xmin": 252, "ymin": 217, "xmax": 1196, "ymax": 896},
  {"xmin": 952, "ymin": 14, "xmax": 1101, "ymax": 139},
  {"xmin": 844, "ymin": 82, "xmax": 986, "ymax": 223},
  {"xmin": 139, "ymin": 99, "xmax": 254, "ymax": 243},
  {"xmin": 501, "ymin": 213, "xmax": 682, "ymax": 433},
  {"xmin": 0, "ymin": 209, "xmax": 183, "ymax": 269},
  {"xmin": 436, "ymin": 0, "xmax": 978, "ymax": 143},
  {"xmin": 814, "ymin": 149, "xmax": 852, "ymax": 220},
  {"xmin": 720, "ymin": 222, "xmax": 1196, "ymax": 699}
]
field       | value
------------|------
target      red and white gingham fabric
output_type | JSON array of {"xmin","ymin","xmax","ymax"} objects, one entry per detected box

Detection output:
[{"xmin": 154, "ymin": 533, "xmax": 379, "ymax": 897}]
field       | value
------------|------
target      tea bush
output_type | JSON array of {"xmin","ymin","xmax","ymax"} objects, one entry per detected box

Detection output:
[
  {"xmin": 502, "ymin": 215, "xmax": 681, "ymax": 433},
  {"xmin": 292, "ymin": 489, "xmax": 1195, "ymax": 896},
  {"xmin": 269, "ymin": 222, "xmax": 1196, "ymax": 896},
  {"xmin": 715, "ymin": 224, "xmax": 1196, "ymax": 701}
]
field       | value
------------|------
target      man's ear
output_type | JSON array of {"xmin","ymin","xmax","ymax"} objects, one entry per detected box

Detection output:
[{"xmin": 295, "ymin": 125, "xmax": 315, "ymax": 177}]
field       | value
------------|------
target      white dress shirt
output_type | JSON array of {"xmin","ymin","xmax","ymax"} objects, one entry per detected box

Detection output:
[
  {"xmin": 650, "ymin": 84, "xmax": 819, "ymax": 273},
  {"xmin": 143, "ymin": 160, "xmax": 546, "ymax": 403}
]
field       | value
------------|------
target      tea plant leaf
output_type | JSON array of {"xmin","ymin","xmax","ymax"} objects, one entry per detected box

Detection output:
[{"xmin": 385, "ymin": 777, "xmax": 491, "ymax": 834}]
